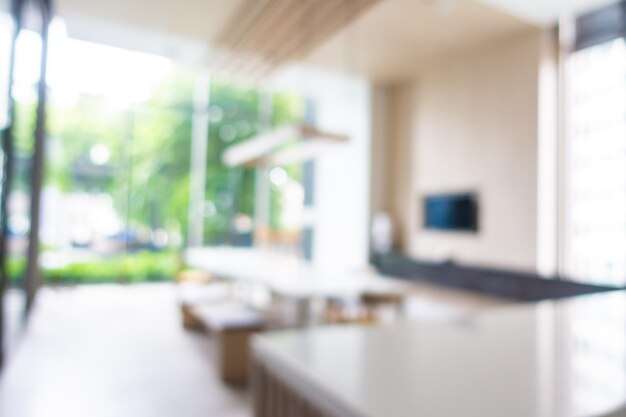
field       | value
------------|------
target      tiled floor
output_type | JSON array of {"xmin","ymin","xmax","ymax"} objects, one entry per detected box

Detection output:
[{"xmin": 0, "ymin": 283, "xmax": 251, "ymax": 417}]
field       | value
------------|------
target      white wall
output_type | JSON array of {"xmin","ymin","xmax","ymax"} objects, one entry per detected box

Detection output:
[
  {"xmin": 387, "ymin": 30, "xmax": 553, "ymax": 272},
  {"xmin": 271, "ymin": 66, "xmax": 372, "ymax": 272}
]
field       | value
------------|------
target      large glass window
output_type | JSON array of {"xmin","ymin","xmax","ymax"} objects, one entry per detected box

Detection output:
[
  {"xmin": 202, "ymin": 83, "xmax": 304, "ymax": 251},
  {"xmin": 0, "ymin": 30, "xmax": 307, "ymax": 285},
  {"xmin": 564, "ymin": 37, "xmax": 626, "ymax": 285}
]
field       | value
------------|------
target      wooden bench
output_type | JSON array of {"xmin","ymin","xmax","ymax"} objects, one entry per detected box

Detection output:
[
  {"xmin": 193, "ymin": 303, "xmax": 265, "ymax": 384},
  {"xmin": 178, "ymin": 282, "xmax": 233, "ymax": 331}
]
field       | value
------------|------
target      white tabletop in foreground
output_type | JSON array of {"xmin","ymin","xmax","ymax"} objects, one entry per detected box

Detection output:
[{"xmin": 253, "ymin": 290, "xmax": 626, "ymax": 417}]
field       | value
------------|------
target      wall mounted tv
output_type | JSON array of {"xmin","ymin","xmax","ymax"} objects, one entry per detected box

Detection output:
[{"xmin": 423, "ymin": 193, "xmax": 478, "ymax": 232}]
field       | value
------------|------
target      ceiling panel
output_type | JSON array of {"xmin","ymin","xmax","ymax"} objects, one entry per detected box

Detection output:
[
  {"xmin": 56, "ymin": 0, "xmax": 244, "ymax": 43},
  {"xmin": 53, "ymin": 0, "xmax": 571, "ymax": 83},
  {"xmin": 306, "ymin": 0, "xmax": 536, "ymax": 84},
  {"xmin": 477, "ymin": 0, "xmax": 617, "ymax": 25},
  {"xmin": 55, "ymin": 0, "xmax": 244, "ymax": 63}
]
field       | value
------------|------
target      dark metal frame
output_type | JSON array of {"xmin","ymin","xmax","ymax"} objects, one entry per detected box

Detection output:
[
  {"xmin": 0, "ymin": 0, "xmax": 52, "ymax": 370},
  {"xmin": 24, "ymin": 0, "xmax": 52, "ymax": 314},
  {"xmin": 0, "ymin": 0, "xmax": 23, "ymax": 371},
  {"xmin": 574, "ymin": 0, "xmax": 626, "ymax": 51}
]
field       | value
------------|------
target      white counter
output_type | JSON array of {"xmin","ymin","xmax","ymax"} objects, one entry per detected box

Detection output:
[{"xmin": 253, "ymin": 290, "xmax": 626, "ymax": 417}]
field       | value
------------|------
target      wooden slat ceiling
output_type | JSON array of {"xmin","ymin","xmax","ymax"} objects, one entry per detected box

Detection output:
[{"xmin": 213, "ymin": 0, "xmax": 381, "ymax": 80}]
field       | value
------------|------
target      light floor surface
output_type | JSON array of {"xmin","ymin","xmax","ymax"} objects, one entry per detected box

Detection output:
[{"xmin": 0, "ymin": 283, "xmax": 251, "ymax": 417}]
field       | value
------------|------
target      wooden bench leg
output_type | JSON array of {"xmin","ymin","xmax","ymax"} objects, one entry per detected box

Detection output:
[
  {"xmin": 181, "ymin": 305, "xmax": 206, "ymax": 331},
  {"xmin": 218, "ymin": 329, "xmax": 255, "ymax": 384}
]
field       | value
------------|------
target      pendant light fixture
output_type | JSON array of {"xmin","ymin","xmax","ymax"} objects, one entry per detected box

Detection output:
[{"xmin": 222, "ymin": 123, "xmax": 348, "ymax": 168}]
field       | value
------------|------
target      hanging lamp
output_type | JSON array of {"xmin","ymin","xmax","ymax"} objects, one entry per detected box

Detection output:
[{"xmin": 222, "ymin": 123, "xmax": 348, "ymax": 168}]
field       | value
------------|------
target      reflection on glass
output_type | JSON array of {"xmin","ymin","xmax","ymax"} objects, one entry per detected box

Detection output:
[{"xmin": 564, "ymin": 294, "xmax": 626, "ymax": 416}]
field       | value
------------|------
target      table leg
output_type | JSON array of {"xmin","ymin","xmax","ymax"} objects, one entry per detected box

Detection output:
[{"xmin": 295, "ymin": 298, "xmax": 311, "ymax": 326}]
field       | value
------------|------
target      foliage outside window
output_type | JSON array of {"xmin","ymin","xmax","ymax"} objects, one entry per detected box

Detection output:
[{"xmin": 4, "ymin": 29, "xmax": 304, "ymax": 284}]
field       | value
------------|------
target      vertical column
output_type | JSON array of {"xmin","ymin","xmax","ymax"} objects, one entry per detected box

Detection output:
[
  {"xmin": 536, "ymin": 29, "xmax": 559, "ymax": 278},
  {"xmin": 187, "ymin": 72, "xmax": 210, "ymax": 247},
  {"xmin": 556, "ymin": 17, "xmax": 574, "ymax": 280},
  {"xmin": 0, "ymin": 0, "xmax": 23, "ymax": 371},
  {"xmin": 24, "ymin": 0, "xmax": 51, "ymax": 314},
  {"xmin": 254, "ymin": 90, "xmax": 272, "ymax": 247},
  {"xmin": 301, "ymin": 99, "xmax": 316, "ymax": 261},
  {"xmin": 121, "ymin": 105, "xmax": 135, "ymax": 277}
]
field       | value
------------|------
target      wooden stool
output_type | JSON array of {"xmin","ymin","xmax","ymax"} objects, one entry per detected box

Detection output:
[{"xmin": 178, "ymin": 282, "xmax": 232, "ymax": 331}]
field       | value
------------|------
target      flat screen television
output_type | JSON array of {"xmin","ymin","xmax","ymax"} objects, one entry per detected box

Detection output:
[{"xmin": 423, "ymin": 193, "xmax": 478, "ymax": 232}]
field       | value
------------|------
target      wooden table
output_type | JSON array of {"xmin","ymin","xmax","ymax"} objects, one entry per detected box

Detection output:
[{"xmin": 185, "ymin": 247, "xmax": 409, "ymax": 325}]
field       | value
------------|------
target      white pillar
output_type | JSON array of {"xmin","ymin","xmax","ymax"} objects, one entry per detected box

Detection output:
[{"xmin": 187, "ymin": 72, "xmax": 210, "ymax": 247}]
